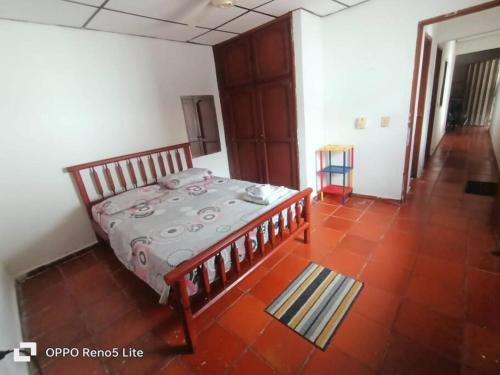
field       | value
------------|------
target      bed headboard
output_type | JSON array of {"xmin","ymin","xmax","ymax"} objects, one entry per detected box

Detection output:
[{"xmin": 66, "ymin": 143, "xmax": 192, "ymax": 216}]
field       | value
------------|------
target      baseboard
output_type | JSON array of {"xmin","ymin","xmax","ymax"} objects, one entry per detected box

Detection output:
[
  {"xmin": 351, "ymin": 193, "xmax": 402, "ymax": 204},
  {"xmin": 16, "ymin": 241, "xmax": 99, "ymax": 281},
  {"xmin": 314, "ymin": 192, "xmax": 401, "ymax": 204}
]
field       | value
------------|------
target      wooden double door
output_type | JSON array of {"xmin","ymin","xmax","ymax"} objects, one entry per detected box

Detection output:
[{"xmin": 214, "ymin": 15, "xmax": 299, "ymax": 189}]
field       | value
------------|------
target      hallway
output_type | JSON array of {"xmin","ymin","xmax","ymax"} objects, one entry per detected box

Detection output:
[
  {"xmin": 18, "ymin": 128, "xmax": 500, "ymax": 375},
  {"xmin": 400, "ymin": 126, "xmax": 500, "ymax": 373}
]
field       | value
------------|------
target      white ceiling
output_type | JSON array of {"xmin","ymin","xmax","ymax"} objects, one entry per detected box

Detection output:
[{"xmin": 0, "ymin": 0, "xmax": 370, "ymax": 46}]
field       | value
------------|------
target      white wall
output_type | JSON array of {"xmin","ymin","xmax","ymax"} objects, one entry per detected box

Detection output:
[
  {"xmin": 0, "ymin": 20, "xmax": 229, "ymax": 276},
  {"xmin": 491, "ymin": 77, "xmax": 500, "ymax": 166},
  {"xmin": 321, "ymin": 0, "xmax": 490, "ymax": 199},
  {"xmin": 0, "ymin": 266, "xmax": 28, "ymax": 375},
  {"xmin": 293, "ymin": 10, "xmax": 325, "ymax": 193}
]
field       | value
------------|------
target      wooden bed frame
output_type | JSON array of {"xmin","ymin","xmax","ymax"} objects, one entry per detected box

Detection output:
[{"xmin": 66, "ymin": 142, "xmax": 312, "ymax": 352}]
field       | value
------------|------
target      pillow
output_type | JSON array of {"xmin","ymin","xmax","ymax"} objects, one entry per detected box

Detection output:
[
  {"xmin": 160, "ymin": 168, "xmax": 212, "ymax": 189},
  {"xmin": 94, "ymin": 185, "xmax": 168, "ymax": 215}
]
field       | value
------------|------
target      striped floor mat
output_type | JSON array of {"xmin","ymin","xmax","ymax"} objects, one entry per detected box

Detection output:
[{"xmin": 266, "ymin": 262, "xmax": 363, "ymax": 350}]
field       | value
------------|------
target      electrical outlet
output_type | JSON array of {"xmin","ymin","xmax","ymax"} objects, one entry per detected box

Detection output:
[
  {"xmin": 381, "ymin": 116, "xmax": 390, "ymax": 127},
  {"xmin": 355, "ymin": 117, "xmax": 367, "ymax": 129}
]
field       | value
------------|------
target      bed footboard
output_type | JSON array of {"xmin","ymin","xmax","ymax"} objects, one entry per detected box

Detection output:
[{"xmin": 164, "ymin": 188, "xmax": 312, "ymax": 352}]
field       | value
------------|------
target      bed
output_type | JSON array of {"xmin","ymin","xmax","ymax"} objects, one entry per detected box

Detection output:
[{"xmin": 66, "ymin": 143, "xmax": 312, "ymax": 352}]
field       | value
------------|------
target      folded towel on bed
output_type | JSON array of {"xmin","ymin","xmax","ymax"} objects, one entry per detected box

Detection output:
[
  {"xmin": 246, "ymin": 184, "xmax": 274, "ymax": 198},
  {"xmin": 243, "ymin": 186, "xmax": 288, "ymax": 205}
]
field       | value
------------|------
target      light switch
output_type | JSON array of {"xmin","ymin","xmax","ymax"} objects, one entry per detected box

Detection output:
[
  {"xmin": 355, "ymin": 117, "xmax": 367, "ymax": 129},
  {"xmin": 381, "ymin": 116, "xmax": 390, "ymax": 127}
]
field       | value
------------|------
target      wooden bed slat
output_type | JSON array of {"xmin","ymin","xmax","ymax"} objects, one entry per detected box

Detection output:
[
  {"xmin": 103, "ymin": 165, "xmax": 115, "ymax": 194},
  {"xmin": 137, "ymin": 158, "xmax": 147, "ymax": 185},
  {"xmin": 200, "ymin": 264, "xmax": 211, "ymax": 295},
  {"xmin": 148, "ymin": 156, "xmax": 157, "ymax": 182},
  {"xmin": 126, "ymin": 160, "xmax": 138, "ymax": 188},
  {"xmin": 268, "ymin": 219, "xmax": 275, "ymax": 248},
  {"xmin": 278, "ymin": 212, "xmax": 285, "ymax": 239},
  {"xmin": 90, "ymin": 168, "xmax": 104, "ymax": 198},
  {"xmin": 115, "ymin": 163, "xmax": 127, "ymax": 191},
  {"xmin": 287, "ymin": 207, "xmax": 295, "ymax": 233},
  {"xmin": 295, "ymin": 202, "xmax": 302, "ymax": 227},
  {"xmin": 166, "ymin": 152, "xmax": 175, "ymax": 174},
  {"xmin": 183, "ymin": 144, "xmax": 193, "ymax": 169},
  {"xmin": 244, "ymin": 234, "xmax": 253, "ymax": 265},
  {"xmin": 215, "ymin": 253, "xmax": 226, "ymax": 287},
  {"xmin": 257, "ymin": 226, "xmax": 266, "ymax": 256},
  {"xmin": 158, "ymin": 153, "xmax": 167, "ymax": 177},
  {"xmin": 230, "ymin": 244, "xmax": 241, "ymax": 276},
  {"xmin": 175, "ymin": 150, "xmax": 183, "ymax": 171}
]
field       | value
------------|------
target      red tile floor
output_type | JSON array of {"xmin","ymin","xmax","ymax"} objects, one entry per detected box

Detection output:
[{"xmin": 19, "ymin": 127, "xmax": 500, "ymax": 374}]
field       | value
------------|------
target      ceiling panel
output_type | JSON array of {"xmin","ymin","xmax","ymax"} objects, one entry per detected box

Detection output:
[
  {"xmin": 256, "ymin": 0, "xmax": 346, "ymax": 17},
  {"xmin": 218, "ymin": 11, "xmax": 274, "ymax": 33},
  {"xmin": 87, "ymin": 9, "xmax": 202, "ymax": 41},
  {"xmin": 0, "ymin": 0, "xmax": 95, "ymax": 27},
  {"xmin": 0, "ymin": 0, "xmax": 372, "ymax": 44},
  {"xmin": 237, "ymin": 0, "xmax": 272, "ymax": 9},
  {"xmin": 191, "ymin": 29, "xmax": 236, "ymax": 45},
  {"xmin": 73, "ymin": 0, "xmax": 106, "ymax": 6},
  {"xmin": 105, "ymin": 0, "xmax": 246, "ymax": 29},
  {"xmin": 339, "ymin": 0, "xmax": 367, "ymax": 6}
]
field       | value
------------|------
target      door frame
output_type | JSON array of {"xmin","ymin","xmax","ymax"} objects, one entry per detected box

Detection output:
[
  {"xmin": 410, "ymin": 33, "xmax": 433, "ymax": 178},
  {"xmin": 401, "ymin": 0, "xmax": 500, "ymax": 201},
  {"xmin": 424, "ymin": 46, "xmax": 443, "ymax": 164}
]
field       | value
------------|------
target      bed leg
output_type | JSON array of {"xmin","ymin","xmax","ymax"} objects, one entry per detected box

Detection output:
[
  {"xmin": 304, "ymin": 228, "xmax": 311, "ymax": 244},
  {"xmin": 175, "ymin": 280, "xmax": 196, "ymax": 353}
]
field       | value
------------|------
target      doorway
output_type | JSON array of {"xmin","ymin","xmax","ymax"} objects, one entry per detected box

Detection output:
[{"xmin": 401, "ymin": 0, "xmax": 500, "ymax": 201}]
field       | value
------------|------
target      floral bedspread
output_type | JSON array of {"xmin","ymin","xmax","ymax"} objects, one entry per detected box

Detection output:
[{"xmin": 92, "ymin": 177, "xmax": 296, "ymax": 303}]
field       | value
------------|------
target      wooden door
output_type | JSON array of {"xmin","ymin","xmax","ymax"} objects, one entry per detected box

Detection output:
[
  {"xmin": 196, "ymin": 96, "xmax": 221, "ymax": 155},
  {"xmin": 214, "ymin": 15, "xmax": 298, "ymax": 189},
  {"xmin": 223, "ymin": 87, "xmax": 264, "ymax": 183},
  {"xmin": 215, "ymin": 36, "xmax": 253, "ymax": 89},
  {"xmin": 411, "ymin": 33, "xmax": 433, "ymax": 178},
  {"xmin": 424, "ymin": 47, "xmax": 443, "ymax": 163},
  {"xmin": 181, "ymin": 97, "xmax": 204, "ymax": 157},
  {"xmin": 252, "ymin": 18, "xmax": 292, "ymax": 82},
  {"xmin": 181, "ymin": 96, "xmax": 221, "ymax": 157},
  {"xmin": 257, "ymin": 78, "xmax": 298, "ymax": 188}
]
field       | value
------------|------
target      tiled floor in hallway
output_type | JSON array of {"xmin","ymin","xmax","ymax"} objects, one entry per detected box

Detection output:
[{"xmin": 18, "ymin": 127, "xmax": 500, "ymax": 374}]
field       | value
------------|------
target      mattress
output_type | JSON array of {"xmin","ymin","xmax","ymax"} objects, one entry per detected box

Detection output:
[{"xmin": 92, "ymin": 177, "xmax": 297, "ymax": 302}]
